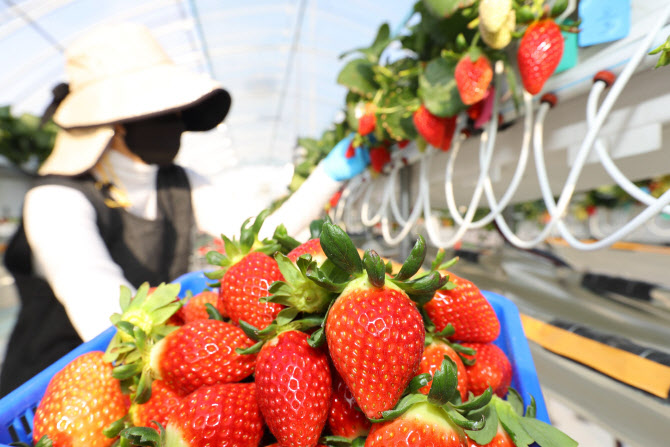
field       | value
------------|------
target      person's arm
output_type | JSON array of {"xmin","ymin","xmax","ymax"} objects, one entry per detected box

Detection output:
[{"xmin": 23, "ymin": 185, "xmax": 134, "ymax": 341}]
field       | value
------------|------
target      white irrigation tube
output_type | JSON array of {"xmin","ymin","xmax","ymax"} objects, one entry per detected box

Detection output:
[
  {"xmin": 380, "ymin": 152, "xmax": 429, "ymax": 245},
  {"xmin": 491, "ymin": 4, "xmax": 670, "ymax": 250},
  {"xmin": 334, "ymin": 174, "xmax": 366, "ymax": 226},
  {"xmin": 448, "ymin": 91, "xmax": 535, "ymax": 228},
  {"xmin": 360, "ymin": 171, "xmax": 388, "ymax": 226},
  {"xmin": 422, "ymin": 62, "xmax": 504, "ymax": 248},
  {"xmin": 588, "ymin": 78, "xmax": 670, "ymax": 215}
]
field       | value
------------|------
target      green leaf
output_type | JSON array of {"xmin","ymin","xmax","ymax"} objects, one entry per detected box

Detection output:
[
  {"xmin": 520, "ymin": 417, "xmax": 579, "ymax": 447},
  {"xmin": 394, "ymin": 271, "xmax": 447, "ymax": 305},
  {"xmin": 465, "ymin": 405, "xmax": 498, "ymax": 445},
  {"xmin": 239, "ymin": 320, "xmax": 261, "ymax": 341},
  {"xmin": 206, "ymin": 250, "xmax": 227, "ymax": 266},
  {"xmin": 134, "ymin": 369, "xmax": 154, "ymax": 405},
  {"xmin": 337, "ymin": 59, "xmax": 381, "ymax": 98},
  {"xmin": 307, "ymin": 327, "xmax": 326, "ymax": 348},
  {"xmin": 363, "ymin": 250, "xmax": 386, "ymax": 288},
  {"xmin": 320, "ymin": 222, "xmax": 363, "ymax": 275},
  {"xmin": 119, "ymin": 285, "xmax": 133, "ymax": 311},
  {"xmin": 272, "ymin": 224, "xmax": 302, "ymax": 253},
  {"xmin": 310, "ymin": 220, "xmax": 324, "ymax": 239},
  {"xmin": 507, "ymin": 388, "xmax": 525, "ymax": 416},
  {"xmin": 205, "ymin": 303, "xmax": 223, "ymax": 321},
  {"xmin": 454, "ymin": 387, "xmax": 492, "ymax": 412},
  {"xmin": 373, "ymin": 394, "xmax": 427, "ymax": 422},
  {"xmin": 526, "ymin": 395, "xmax": 537, "ymax": 419},
  {"xmin": 394, "ymin": 235, "xmax": 426, "ymax": 281},
  {"xmin": 236, "ymin": 340, "xmax": 264, "ymax": 355},
  {"xmin": 496, "ymin": 401, "xmax": 534, "ymax": 447},
  {"xmin": 112, "ymin": 363, "xmax": 142, "ymax": 380},
  {"xmin": 407, "ymin": 373, "xmax": 433, "ymax": 395},
  {"xmin": 120, "ymin": 426, "xmax": 162, "ymax": 447},
  {"xmin": 418, "ymin": 57, "xmax": 466, "ymax": 117},
  {"xmin": 550, "ymin": 0, "xmax": 569, "ymax": 18},
  {"xmin": 422, "ymin": 0, "xmax": 475, "ymax": 18},
  {"xmin": 275, "ymin": 307, "xmax": 300, "ymax": 326},
  {"xmin": 443, "ymin": 405, "xmax": 485, "ymax": 430},
  {"xmin": 428, "ymin": 356, "xmax": 458, "ymax": 405},
  {"xmin": 103, "ymin": 416, "xmax": 129, "ymax": 438}
]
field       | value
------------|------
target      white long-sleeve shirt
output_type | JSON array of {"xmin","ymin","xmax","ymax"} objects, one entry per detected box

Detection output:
[{"xmin": 22, "ymin": 150, "xmax": 341, "ymax": 341}]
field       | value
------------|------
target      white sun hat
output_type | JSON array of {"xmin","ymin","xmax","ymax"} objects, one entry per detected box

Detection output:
[{"xmin": 39, "ymin": 22, "xmax": 231, "ymax": 176}]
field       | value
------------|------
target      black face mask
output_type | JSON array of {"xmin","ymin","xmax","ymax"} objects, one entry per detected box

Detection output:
[{"xmin": 123, "ymin": 113, "xmax": 186, "ymax": 165}]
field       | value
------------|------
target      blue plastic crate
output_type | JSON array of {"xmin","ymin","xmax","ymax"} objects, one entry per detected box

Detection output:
[{"xmin": 0, "ymin": 271, "xmax": 548, "ymax": 445}]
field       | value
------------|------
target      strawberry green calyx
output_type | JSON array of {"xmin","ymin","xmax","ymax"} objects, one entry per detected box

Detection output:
[
  {"xmin": 120, "ymin": 424, "xmax": 166, "ymax": 447},
  {"xmin": 319, "ymin": 222, "xmax": 448, "ymax": 302},
  {"xmin": 264, "ymin": 252, "xmax": 337, "ymax": 314},
  {"xmin": 205, "ymin": 209, "xmax": 282, "ymax": 282},
  {"xmin": 425, "ymin": 324, "xmax": 477, "ymax": 366}
]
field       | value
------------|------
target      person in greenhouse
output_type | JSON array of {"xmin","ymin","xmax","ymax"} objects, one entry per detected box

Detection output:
[{"xmin": 0, "ymin": 23, "xmax": 367, "ymax": 396}]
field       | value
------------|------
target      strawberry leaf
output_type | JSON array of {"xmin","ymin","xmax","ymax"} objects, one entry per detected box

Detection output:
[
  {"xmin": 119, "ymin": 427, "xmax": 161, "ymax": 447},
  {"xmin": 272, "ymin": 224, "xmax": 302, "ymax": 253},
  {"xmin": 394, "ymin": 271, "xmax": 447, "ymax": 304},
  {"xmin": 205, "ymin": 303, "xmax": 223, "ymax": 321},
  {"xmin": 103, "ymin": 416, "xmax": 130, "ymax": 439},
  {"xmin": 428, "ymin": 356, "xmax": 458, "ymax": 405},
  {"xmin": 394, "ymin": 235, "xmax": 426, "ymax": 281},
  {"xmin": 307, "ymin": 327, "xmax": 326, "ymax": 348},
  {"xmin": 526, "ymin": 395, "xmax": 537, "ymax": 419},
  {"xmin": 236, "ymin": 340, "xmax": 264, "ymax": 355},
  {"xmin": 443, "ymin": 405, "xmax": 485, "ymax": 430},
  {"xmin": 465, "ymin": 405, "xmax": 498, "ymax": 445},
  {"xmin": 454, "ymin": 387, "xmax": 492, "ymax": 411},
  {"xmin": 337, "ymin": 59, "xmax": 381, "ymax": 98},
  {"xmin": 507, "ymin": 387, "xmax": 525, "ymax": 416},
  {"xmin": 520, "ymin": 417, "xmax": 579, "ymax": 447},
  {"xmin": 320, "ymin": 222, "xmax": 363, "ymax": 275},
  {"xmin": 496, "ymin": 400, "xmax": 534, "ymax": 447},
  {"xmin": 423, "ymin": 0, "xmax": 476, "ymax": 18},
  {"xmin": 407, "ymin": 372, "xmax": 433, "ymax": 395},
  {"xmin": 373, "ymin": 394, "xmax": 427, "ymax": 422},
  {"xmin": 418, "ymin": 57, "xmax": 466, "ymax": 117},
  {"xmin": 238, "ymin": 320, "xmax": 261, "ymax": 341},
  {"xmin": 363, "ymin": 249, "xmax": 386, "ymax": 287}
]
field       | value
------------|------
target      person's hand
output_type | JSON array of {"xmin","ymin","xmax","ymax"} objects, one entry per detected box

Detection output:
[{"xmin": 321, "ymin": 133, "xmax": 370, "ymax": 181}]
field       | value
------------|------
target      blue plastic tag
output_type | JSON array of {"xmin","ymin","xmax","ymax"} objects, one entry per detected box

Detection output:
[
  {"xmin": 556, "ymin": 30, "xmax": 578, "ymax": 73},
  {"xmin": 578, "ymin": 0, "xmax": 631, "ymax": 47}
]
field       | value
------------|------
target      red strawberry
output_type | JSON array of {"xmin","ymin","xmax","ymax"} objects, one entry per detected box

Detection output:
[
  {"xmin": 455, "ymin": 52, "xmax": 493, "ymax": 105},
  {"xmin": 413, "ymin": 104, "xmax": 457, "ymax": 151},
  {"xmin": 219, "ymin": 251, "xmax": 284, "ymax": 329},
  {"xmin": 177, "ymin": 290, "xmax": 225, "ymax": 323},
  {"xmin": 321, "ymin": 224, "xmax": 439, "ymax": 420},
  {"xmin": 358, "ymin": 103, "xmax": 376, "ymax": 135},
  {"xmin": 460, "ymin": 343, "xmax": 512, "ymax": 398},
  {"xmin": 164, "ymin": 383, "xmax": 264, "ymax": 447},
  {"xmin": 398, "ymin": 139, "xmax": 410, "ymax": 148},
  {"xmin": 255, "ymin": 330, "xmax": 332, "ymax": 447},
  {"xmin": 129, "ymin": 379, "xmax": 182, "ymax": 430},
  {"xmin": 418, "ymin": 341, "xmax": 468, "ymax": 401},
  {"xmin": 517, "ymin": 19, "xmax": 564, "ymax": 95},
  {"xmin": 369, "ymin": 145, "xmax": 391, "ymax": 173},
  {"xmin": 287, "ymin": 237, "xmax": 327, "ymax": 264},
  {"xmin": 328, "ymin": 370, "xmax": 371, "ymax": 439},
  {"xmin": 424, "ymin": 273, "xmax": 500, "ymax": 343},
  {"xmin": 365, "ymin": 402, "xmax": 468, "ymax": 446},
  {"xmin": 33, "ymin": 351, "xmax": 130, "ymax": 447},
  {"xmin": 150, "ymin": 319, "xmax": 257, "ymax": 395}
]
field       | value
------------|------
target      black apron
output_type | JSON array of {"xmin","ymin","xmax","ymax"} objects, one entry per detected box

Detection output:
[{"xmin": 0, "ymin": 165, "xmax": 194, "ymax": 396}]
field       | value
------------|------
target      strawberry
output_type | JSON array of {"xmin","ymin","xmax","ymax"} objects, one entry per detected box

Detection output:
[
  {"xmin": 328, "ymin": 370, "xmax": 371, "ymax": 439},
  {"xmin": 460, "ymin": 343, "xmax": 512, "ymax": 398},
  {"xmin": 287, "ymin": 237, "xmax": 327, "ymax": 264},
  {"xmin": 478, "ymin": 0, "xmax": 512, "ymax": 34},
  {"xmin": 177, "ymin": 290, "xmax": 225, "ymax": 323},
  {"xmin": 365, "ymin": 402, "xmax": 468, "ymax": 446},
  {"xmin": 517, "ymin": 19, "xmax": 564, "ymax": 95},
  {"xmin": 129, "ymin": 379, "xmax": 182, "ymax": 430},
  {"xmin": 149, "ymin": 319, "xmax": 257, "ymax": 395},
  {"xmin": 480, "ymin": 9, "xmax": 515, "ymax": 50},
  {"xmin": 369, "ymin": 145, "xmax": 391, "ymax": 173},
  {"xmin": 413, "ymin": 104, "xmax": 457, "ymax": 151},
  {"xmin": 344, "ymin": 142, "xmax": 356, "ymax": 158},
  {"xmin": 164, "ymin": 383, "xmax": 264, "ymax": 447},
  {"xmin": 423, "ymin": 272, "xmax": 500, "ymax": 343},
  {"xmin": 255, "ymin": 330, "xmax": 332, "ymax": 447},
  {"xmin": 455, "ymin": 51, "xmax": 493, "ymax": 106},
  {"xmin": 321, "ymin": 223, "xmax": 446, "ymax": 419},
  {"xmin": 418, "ymin": 340, "xmax": 469, "ymax": 401},
  {"xmin": 357, "ymin": 103, "xmax": 376, "ymax": 136},
  {"xmin": 33, "ymin": 351, "xmax": 130, "ymax": 447},
  {"xmin": 219, "ymin": 251, "xmax": 284, "ymax": 329}
]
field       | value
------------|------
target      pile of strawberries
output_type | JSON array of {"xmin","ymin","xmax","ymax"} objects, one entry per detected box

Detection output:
[{"xmin": 30, "ymin": 214, "xmax": 577, "ymax": 447}]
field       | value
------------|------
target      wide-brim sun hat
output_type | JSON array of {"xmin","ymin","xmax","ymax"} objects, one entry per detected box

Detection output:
[{"xmin": 39, "ymin": 22, "xmax": 231, "ymax": 176}]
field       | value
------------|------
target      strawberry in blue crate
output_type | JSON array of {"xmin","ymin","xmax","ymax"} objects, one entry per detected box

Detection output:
[{"xmin": 20, "ymin": 216, "xmax": 578, "ymax": 447}]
